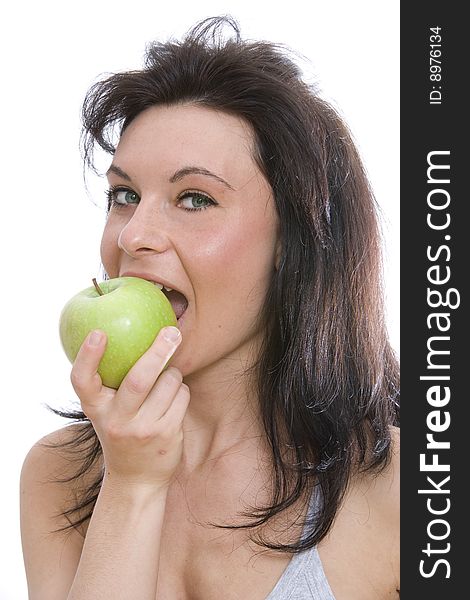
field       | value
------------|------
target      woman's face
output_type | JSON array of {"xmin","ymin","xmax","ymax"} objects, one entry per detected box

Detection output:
[{"xmin": 101, "ymin": 104, "xmax": 279, "ymax": 377}]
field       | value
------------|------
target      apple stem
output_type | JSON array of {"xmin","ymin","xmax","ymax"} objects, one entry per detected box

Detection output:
[{"xmin": 92, "ymin": 278, "xmax": 104, "ymax": 296}]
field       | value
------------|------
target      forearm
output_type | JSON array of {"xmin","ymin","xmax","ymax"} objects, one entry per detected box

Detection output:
[{"xmin": 67, "ymin": 477, "xmax": 168, "ymax": 599}]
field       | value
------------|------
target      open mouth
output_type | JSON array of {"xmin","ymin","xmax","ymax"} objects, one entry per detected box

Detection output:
[{"xmin": 153, "ymin": 282, "xmax": 188, "ymax": 320}]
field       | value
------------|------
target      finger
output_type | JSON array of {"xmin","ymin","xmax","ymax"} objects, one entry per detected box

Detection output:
[
  {"xmin": 137, "ymin": 367, "xmax": 183, "ymax": 421},
  {"xmin": 115, "ymin": 326, "xmax": 182, "ymax": 415},
  {"xmin": 157, "ymin": 383, "xmax": 191, "ymax": 433},
  {"xmin": 70, "ymin": 330, "xmax": 109, "ymax": 414}
]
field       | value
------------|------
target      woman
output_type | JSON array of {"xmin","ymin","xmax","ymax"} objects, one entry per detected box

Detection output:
[{"xmin": 20, "ymin": 16, "xmax": 400, "ymax": 599}]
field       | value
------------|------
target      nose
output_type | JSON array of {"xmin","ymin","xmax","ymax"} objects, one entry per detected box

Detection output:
[{"xmin": 117, "ymin": 200, "xmax": 171, "ymax": 257}]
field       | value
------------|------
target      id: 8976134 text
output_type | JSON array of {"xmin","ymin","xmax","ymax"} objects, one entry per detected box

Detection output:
[{"xmin": 429, "ymin": 26, "xmax": 443, "ymax": 105}]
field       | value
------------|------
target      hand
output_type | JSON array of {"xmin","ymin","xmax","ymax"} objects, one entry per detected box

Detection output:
[{"xmin": 70, "ymin": 326, "xmax": 190, "ymax": 489}]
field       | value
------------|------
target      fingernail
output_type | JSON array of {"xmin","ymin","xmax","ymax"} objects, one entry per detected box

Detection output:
[
  {"xmin": 163, "ymin": 326, "xmax": 181, "ymax": 343},
  {"xmin": 88, "ymin": 330, "xmax": 103, "ymax": 346}
]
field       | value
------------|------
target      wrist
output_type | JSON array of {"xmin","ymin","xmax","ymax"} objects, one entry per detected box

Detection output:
[{"xmin": 101, "ymin": 472, "xmax": 170, "ymax": 503}]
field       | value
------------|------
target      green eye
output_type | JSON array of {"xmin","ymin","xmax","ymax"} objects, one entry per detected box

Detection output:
[
  {"xmin": 178, "ymin": 191, "xmax": 216, "ymax": 211},
  {"xmin": 192, "ymin": 195, "xmax": 207, "ymax": 208},
  {"xmin": 107, "ymin": 187, "xmax": 140, "ymax": 207},
  {"xmin": 116, "ymin": 190, "xmax": 139, "ymax": 204}
]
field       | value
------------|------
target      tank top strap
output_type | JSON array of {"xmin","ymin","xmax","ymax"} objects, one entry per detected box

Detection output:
[{"xmin": 265, "ymin": 486, "xmax": 336, "ymax": 599}]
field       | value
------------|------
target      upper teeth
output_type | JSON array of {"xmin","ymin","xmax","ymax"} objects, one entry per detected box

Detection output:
[{"xmin": 153, "ymin": 282, "xmax": 173, "ymax": 292}]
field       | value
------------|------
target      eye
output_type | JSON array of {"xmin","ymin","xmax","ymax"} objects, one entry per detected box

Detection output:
[
  {"xmin": 106, "ymin": 186, "xmax": 140, "ymax": 208},
  {"xmin": 177, "ymin": 191, "xmax": 217, "ymax": 212}
]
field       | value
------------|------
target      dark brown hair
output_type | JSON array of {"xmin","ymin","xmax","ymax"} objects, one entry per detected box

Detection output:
[{"xmin": 51, "ymin": 15, "xmax": 399, "ymax": 553}]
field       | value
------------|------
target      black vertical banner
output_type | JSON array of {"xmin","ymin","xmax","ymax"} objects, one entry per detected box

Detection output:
[{"xmin": 401, "ymin": 2, "xmax": 466, "ymax": 598}]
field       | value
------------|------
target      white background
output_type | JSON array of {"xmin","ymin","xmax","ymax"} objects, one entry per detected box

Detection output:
[{"xmin": 0, "ymin": 1, "xmax": 399, "ymax": 597}]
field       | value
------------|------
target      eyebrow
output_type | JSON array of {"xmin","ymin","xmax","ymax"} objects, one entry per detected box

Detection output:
[
  {"xmin": 106, "ymin": 164, "xmax": 132, "ymax": 181},
  {"xmin": 106, "ymin": 163, "xmax": 235, "ymax": 191},
  {"xmin": 170, "ymin": 166, "xmax": 235, "ymax": 191}
]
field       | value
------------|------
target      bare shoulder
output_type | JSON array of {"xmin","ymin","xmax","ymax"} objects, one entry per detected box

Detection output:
[
  {"xmin": 371, "ymin": 425, "xmax": 400, "ymax": 518},
  {"xmin": 21, "ymin": 422, "xmax": 102, "ymax": 535},
  {"xmin": 319, "ymin": 426, "xmax": 400, "ymax": 599},
  {"xmin": 21, "ymin": 422, "xmax": 101, "ymax": 495},
  {"xmin": 20, "ymin": 424, "xmax": 100, "ymax": 599},
  {"xmin": 21, "ymin": 423, "xmax": 82, "ymax": 491},
  {"xmin": 370, "ymin": 425, "xmax": 399, "ymax": 485},
  {"xmin": 353, "ymin": 425, "xmax": 400, "ymax": 532},
  {"xmin": 23, "ymin": 422, "xmax": 82, "ymax": 464},
  {"xmin": 357, "ymin": 425, "xmax": 400, "ymax": 593}
]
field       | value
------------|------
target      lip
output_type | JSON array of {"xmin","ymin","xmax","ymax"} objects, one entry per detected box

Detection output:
[{"xmin": 119, "ymin": 270, "xmax": 184, "ymax": 296}]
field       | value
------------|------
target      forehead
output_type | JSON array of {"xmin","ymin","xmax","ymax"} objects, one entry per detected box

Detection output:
[{"xmin": 114, "ymin": 104, "xmax": 259, "ymax": 184}]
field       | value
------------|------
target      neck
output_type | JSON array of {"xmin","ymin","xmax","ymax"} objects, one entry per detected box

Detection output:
[{"xmin": 181, "ymin": 349, "xmax": 265, "ymax": 469}]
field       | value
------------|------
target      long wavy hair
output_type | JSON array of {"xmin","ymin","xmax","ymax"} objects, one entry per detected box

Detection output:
[{"xmin": 50, "ymin": 15, "xmax": 399, "ymax": 553}]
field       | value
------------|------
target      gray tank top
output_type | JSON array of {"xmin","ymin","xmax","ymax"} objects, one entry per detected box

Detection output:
[
  {"xmin": 265, "ymin": 489, "xmax": 336, "ymax": 599},
  {"xmin": 265, "ymin": 546, "xmax": 336, "ymax": 599}
]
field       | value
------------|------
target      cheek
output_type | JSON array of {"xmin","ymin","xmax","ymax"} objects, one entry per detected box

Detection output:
[
  {"xmin": 230, "ymin": 210, "xmax": 278, "ymax": 278},
  {"xmin": 99, "ymin": 223, "xmax": 120, "ymax": 277},
  {"xmin": 190, "ymin": 212, "xmax": 277, "ymax": 308}
]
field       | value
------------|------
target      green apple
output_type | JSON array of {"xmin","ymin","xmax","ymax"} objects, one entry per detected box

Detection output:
[{"xmin": 59, "ymin": 276, "xmax": 177, "ymax": 389}]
